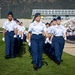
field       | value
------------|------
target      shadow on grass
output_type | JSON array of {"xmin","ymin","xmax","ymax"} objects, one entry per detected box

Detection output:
[{"xmin": 16, "ymin": 42, "xmax": 27, "ymax": 58}]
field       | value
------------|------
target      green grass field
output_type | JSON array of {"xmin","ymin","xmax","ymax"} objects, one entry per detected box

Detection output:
[
  {"xmin": 0, "ymin": 31, "xmax": 75, "ymax": 75},
  {"xmin": 0, "ymin": 27, "xmax": 3, "ymax": 31}
]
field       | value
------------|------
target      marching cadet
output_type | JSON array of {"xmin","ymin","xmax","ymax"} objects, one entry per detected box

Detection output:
[
  {"xmin": 51, "ymin": 16, "xmax": 66, "ymax": 65},
  {"xmin": 44, "ymin": 23, "xmax": 51, "ymax": 55},
  {"xmin": 48, "ymin": 18, "xmax": 57, "ymax": 36},
  {"xmin": 48, "ymin": 18, "xmax": 57, "ymax": 60},
  {"xmin": 44, "ymin": 23, "xmax": 50, "ymax": 44},
  {"xmin": 19, "ymin": 22, "xmax": 25, "ymax": 40},
  {"xmin": 13, "ymin": 20, "xmax": 20, "ymax": 56},
  {"xmin": 18, "ymin": 22, "xmax": 25, "ymax": 56},
  {"xmin": 2, "ymin": 12, "xmax": 16, "ymax": 59},
  {"xmin": 15, "ymin": 21, "xmax": 25, "ymax": 56},
  {"xmin": 28, "ymin": 13, "xmax": 45, "ymax": 70}
]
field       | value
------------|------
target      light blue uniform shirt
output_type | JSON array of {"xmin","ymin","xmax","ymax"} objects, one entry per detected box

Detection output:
[
  {"xmin": 28, "ymin": 21, "xmax": 45, "ymax": 35},
  {"xmin": 44, "ymin": 26, "xmax": 49, "ymax": 32},
  {"xmin": 3, "ymin": 20, "xmax": 16, "ymax": 32},
  {"xmin": 48, "ymin": 25, "xmax": 55, "ymax": 34},
  {"xmin": 51, "ymin": 25, "xmax": 66, "ymax": 36}
]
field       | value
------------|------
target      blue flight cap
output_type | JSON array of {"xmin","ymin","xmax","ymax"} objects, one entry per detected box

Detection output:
[
  {"xmin": 53, "ymin": 18, "xmax": 57, "ymax": 21},
  {"xmin": 34, "ymin": 13, "xmax": 41, "ymax": 18},
  {"xmin": 8, "ymin": 11, "xmax": 13, "ymax": 17},
  {"xmin": 57, "ymin": 16, "xmax": 61, "ymax": 20},
  {"xmin": 32, "ymin": 13, "xmax": 41, "ymax": 22}
]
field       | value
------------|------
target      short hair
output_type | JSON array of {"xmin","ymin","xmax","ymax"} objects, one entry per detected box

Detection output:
[{"xmin": 45, "ymin": 22, "xmax": 49, "ymax": 25}]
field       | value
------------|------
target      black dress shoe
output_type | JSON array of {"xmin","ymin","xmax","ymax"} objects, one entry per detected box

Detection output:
[
  {"xmin": 51, "ymin": 57, "xmax": 55, "ymax": 61},
  {"xmin": 57, "ymin": 61, "xmax": 61, "ymax": 65},
  {"xmin": 5, "ymin": 55, "xmax": 11, "ymax": 59},
  {"xmin": 61, "ymin": 60, "xmax": 63, "ymax": 62},
  {"xmin": 31, "ymin": 61, "xmax": 33, "ymax": 64},
  {"xmin": 54, "ymin": 60, "xmax": 61, "ymax": 65},
  {"xmin": 38, "ymin": 66, "xmax": 42, "ymax": 69},
  {"xmin": 33, "ymin": 64, "xmax": 38, "ymax": 71}
]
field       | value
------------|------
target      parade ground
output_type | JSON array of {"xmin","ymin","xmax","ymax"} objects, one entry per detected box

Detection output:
[{"xmin": 0, "ymin": 28, "xmax": 75, "ymax": 75}]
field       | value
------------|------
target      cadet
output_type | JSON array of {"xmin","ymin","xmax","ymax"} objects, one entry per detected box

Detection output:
[
  {"xmin": 48, "ymin": 18, "xmax": 57, "ymax": 36},
  {"xmin": 51, "ymin": 16, "xmax": 66, "ymax": 65},
  {"xmin": 48, "ymin": 18, "xmax": 57, "ymax": 60},
  {"xmin": 15, "ymin": 21, "xmax": 25, "ymax": 56},
  {"xmin": 44, "ymin": 22, "xmax": 50, "ymax": 44},
  {"xmin": 2, "ymin": 12, "xmax": 16, "ymax": 59},
  {"xmin": 28, "ymin": 13, "xmax": 45, "ymax": 70},
  {"xmin": 44, "ymin": 23, "xmax": 51, "ymax": 55},
  {"xmin": 19, "ymin": 22, "xmax": 25, "ymax": 48}
]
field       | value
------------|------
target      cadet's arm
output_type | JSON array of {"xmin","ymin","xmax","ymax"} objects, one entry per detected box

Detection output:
[
  {"xmin": 64, "ymin": 32, "xmax": 67, "ymax": 40},
  {"xmin": 14, "ymin": 28, "xmax": 18, "ymax": 35},
  {"xmin": 50, "ymin": 34, "xmax": 54, "ymax": 42},
  {"xmin": 2, "ymin": 29, "xmax": 6, "ymax": 38},
  {"xmin": 28, "ymin": 32, "xmax": 32, "ymax": 43},
  {"xmin": 63, "ymin": 28, "xmax": 67, "ymax": 40},
  {"xmin": 45, "ymin": 31, "xmax": 49, "ymax": 38}
]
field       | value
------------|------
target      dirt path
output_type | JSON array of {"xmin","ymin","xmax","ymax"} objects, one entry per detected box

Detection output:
[{"xmin": 64, "ymin": 42, "xmax": 75, "ymax": 56}]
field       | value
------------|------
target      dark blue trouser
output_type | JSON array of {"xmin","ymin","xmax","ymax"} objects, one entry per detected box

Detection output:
[
  {"xmin": 31, "ymin": 34, "xmax": 44, "ymax": 67},
  {"xmin": 17, "ymin": 36, "xmax": 23, "ymax": 55},
  {"xmin": 14, "ymin": 37, "xmax": 18, "ymax": 56},
  {"xmin": 23, "ymin": 34, "xmax": 26, "ymax": 42},
  {"xmin": 49, "ymin": 44, "xmax": 55, "ymax": 59},
  {"xmin": 29, "ymin": 46, "xmax": 32, "ymax": 56},
  {"xmin": 5, "ymin": 31, "xmax": 14, "ymax": 58},
  {"xmin": 52, "ymin": 36, "xmax": 65, "ymax": 61},
  {"xmin": 44, "ymin": 43, "xmax": 51, "ymax": 56}
]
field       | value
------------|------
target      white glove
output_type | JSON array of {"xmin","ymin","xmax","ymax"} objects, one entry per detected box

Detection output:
[
  {"xmin": 21, "ymin": 37, "xmax": 23, "ymax": 39},
  {"xmin": 28, "ymin": 42, "xmax": 31, "ymax": 46},
  {"xmin": 46, "ymin": 38, "xmax": 49, "ymax": 41},
  {"xmin": 2, "ymin": 37, "xmax": 5, "ymax": 42},
  {"xmin": 14, "ymin": 35, "xmax": 17, "ymax": 38},
  {"xmin": 26, "ymin": 39, "xmax": 29, "ymax": 43},
  {"xmin": 19, "ymin": 35, "xmax": 21, "ymax": 38},
  {"xmin": 48, "ymin": 41, "xmax": 52, "ymax": 44},
  {"xmin": 45, "ymin": 40, "xmax": 47, "ymax": 44},
  {"xmin": 64, "ymin": 37, "xmax": 67, "ymax": 40},
  {"xmin": 45, "ymin": 38, "xmax": 49, "ymax": 44}
]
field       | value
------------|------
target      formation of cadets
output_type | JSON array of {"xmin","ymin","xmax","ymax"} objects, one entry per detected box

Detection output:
[{"xmin": 2, "ymin": 12, "xmax": 67, "ymax": 70}]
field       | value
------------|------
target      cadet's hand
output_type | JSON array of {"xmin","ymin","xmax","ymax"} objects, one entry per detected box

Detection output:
[
  {"xmin": 13, "ymin": 35, "xmax": 17, "ymax": 38},
  {"xmin": 26, "ymin": 39, "xmax": 29, "ymax": 43},
  {"xmin": 48, "ymin": 41, "xmax": 52, "ymax": 44},
  {"xmin": 19, "ymin": 35, "xmax": 21, "ymax": 38},
  {"xmin": 28, "ymin": 42, "xmax": 31, "ymax": 46},
  {"xmin": 45, "ymin": 38, "xmax": 49, "ymax": 44},
  {"xmin": 64, "ymin": 37, "xmax": 67, "ymax": 40},
  {"xmin": 2, "ymin": 37, "xmax": 5, "ymax": 42}
]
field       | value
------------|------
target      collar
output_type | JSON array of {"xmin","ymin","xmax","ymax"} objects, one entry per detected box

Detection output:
[
  {"xmin": 7, "ymin": 19, "xmax": 14, "ymax": 23},
  {"xmin": 34, "ymin": 21, "xmax": 42, "ymax": 24}
]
